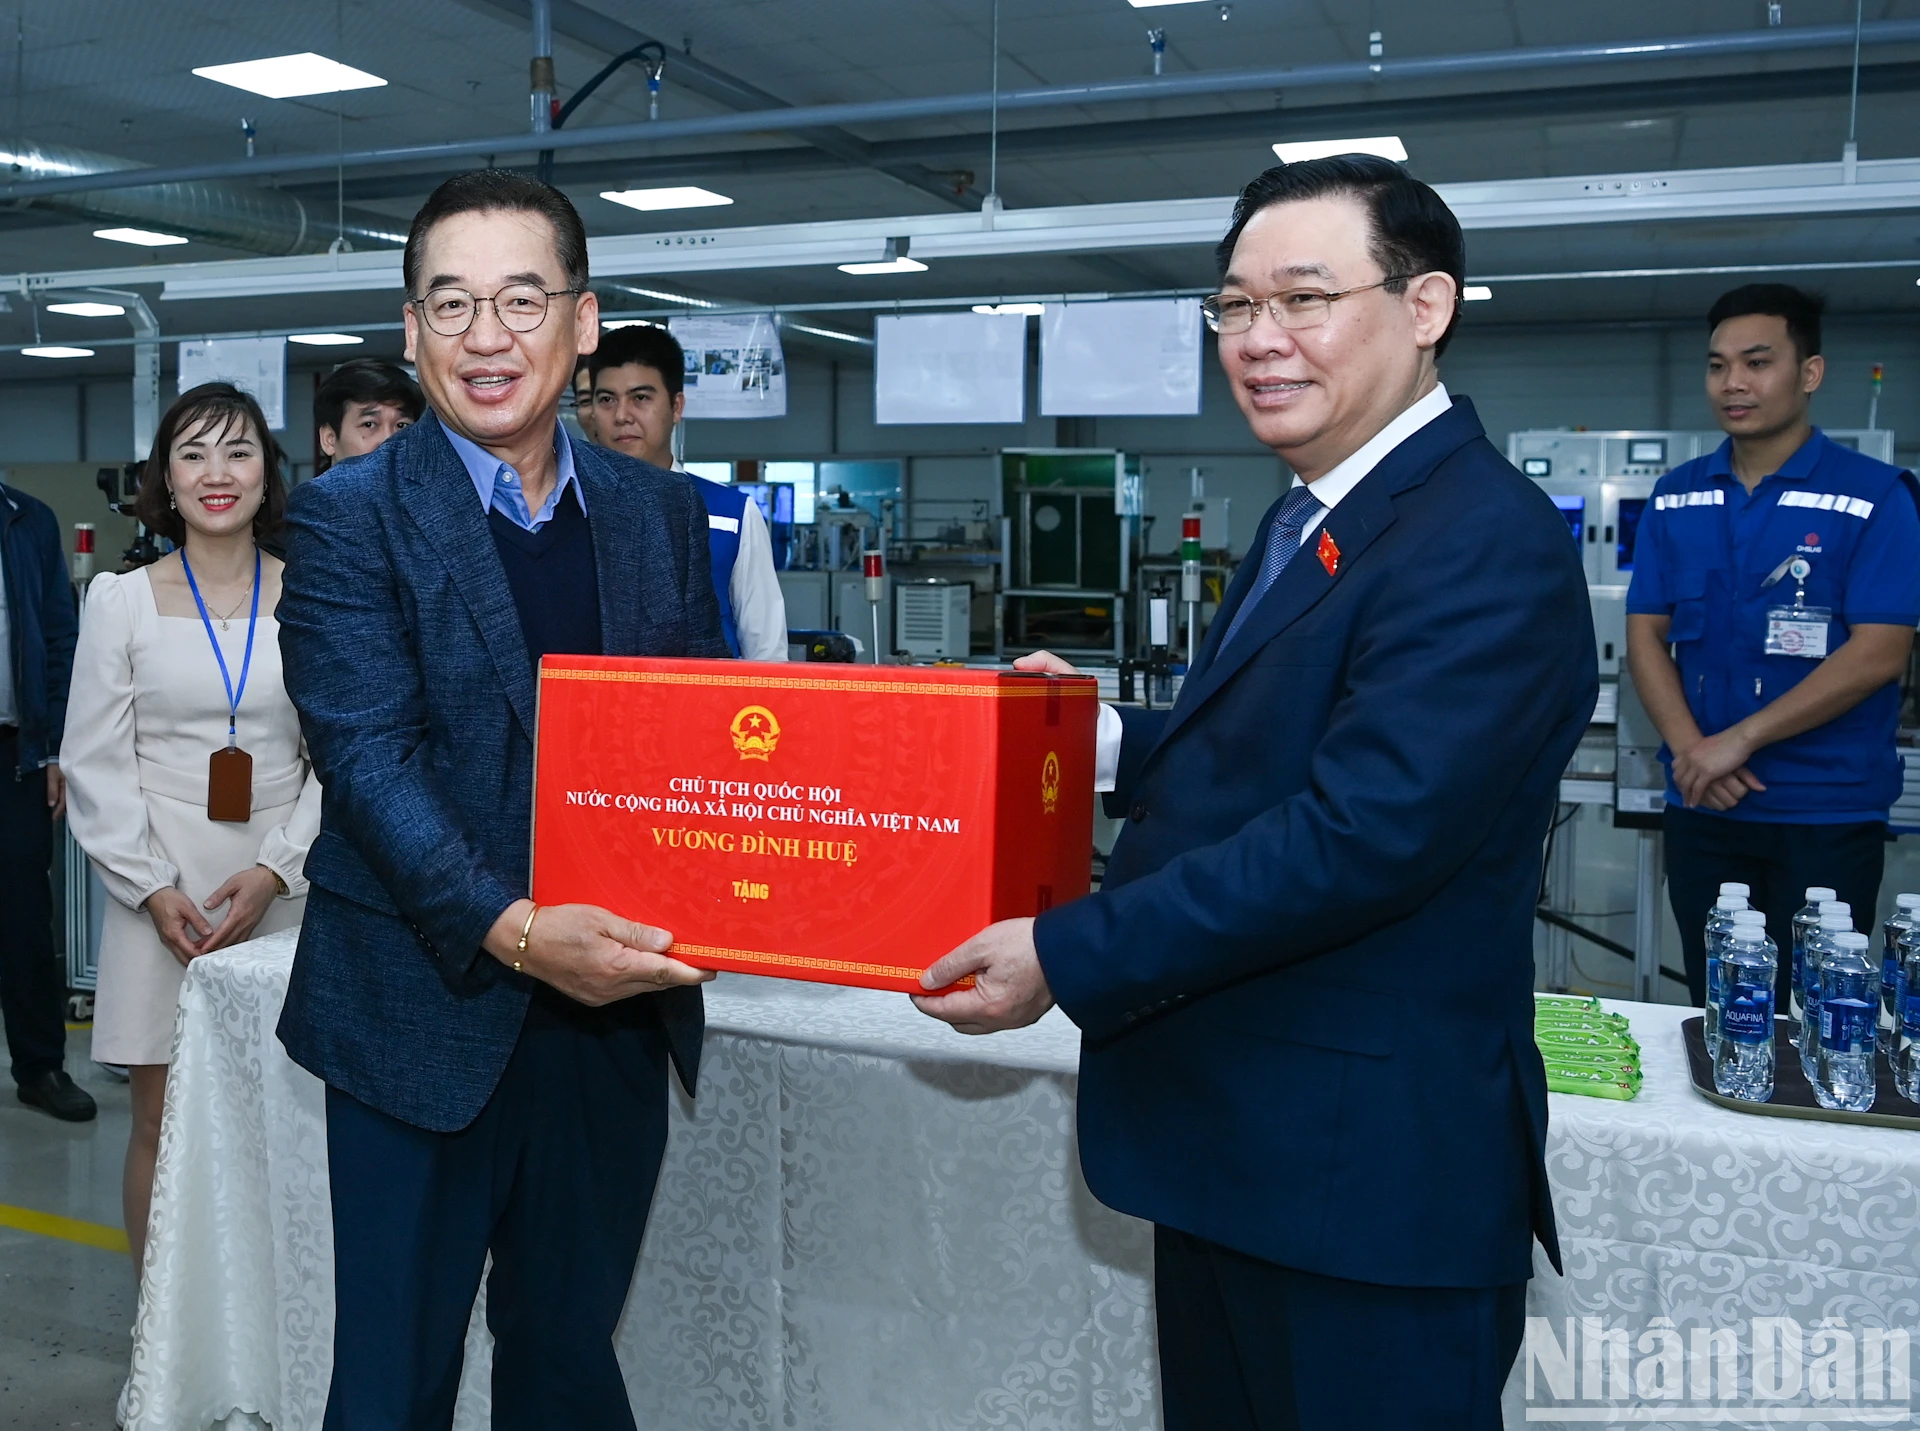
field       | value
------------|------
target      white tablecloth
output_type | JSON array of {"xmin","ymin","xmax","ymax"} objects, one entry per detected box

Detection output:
[
  {"xmin": 1507, "ymin": 999, "xmax": 1920, "ymax": 1428},
  {"xmin": 126, "ymin": 939, "xmax": 1920, "ymax": 1430},
  {"xmin": 125, "ymin": 930, "xmax": 1158, "ymax": 1431}
]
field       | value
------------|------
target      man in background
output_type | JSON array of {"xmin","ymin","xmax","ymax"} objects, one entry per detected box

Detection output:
[
  {"xmin": 314, "ymin": 358, "xmax": 425, "ymax": 474},
  {"xmin": 1627, "ymin": 284, "xmax": 1920, "ymax": 1006},
  {"xmin": 0, "ymin": 478, "xmax": 94, "ymax": 1120},
  {"xmin": 586, "ymin": 324, "xmax": 787, "ymax": 661}
]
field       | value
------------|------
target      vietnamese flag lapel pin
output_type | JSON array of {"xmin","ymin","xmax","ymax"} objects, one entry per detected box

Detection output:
[{"xmin": 1316, "ymin": 527, "xmax": 1341, "ymax": 576}]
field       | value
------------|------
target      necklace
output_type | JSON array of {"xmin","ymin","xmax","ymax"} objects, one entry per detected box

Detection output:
[{"xmin": 206, "ymin": 582, "xmax": 254, "ymax": 631}]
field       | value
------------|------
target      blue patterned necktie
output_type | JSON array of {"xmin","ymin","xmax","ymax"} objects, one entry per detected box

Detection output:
[{"xmin": 1216, "ymin": 483, "xmax": 1325, "ymax": 653}]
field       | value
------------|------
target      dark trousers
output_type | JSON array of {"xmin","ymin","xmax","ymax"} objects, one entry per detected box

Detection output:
[
  {"xmin": 322, "ymin": 993, "xmax": 673, "ymax": 1431},
  {"xmin": 1664, "ymin": 804, "xmax": 1887, "ymax": 1010},
  {"xmin": 1153, "ymin": 1225, "xmax": 1526, "ymax": 1431},
  {"xmin": 0, "ymin": 735, "xmax": 65, "ymax": 1084}
]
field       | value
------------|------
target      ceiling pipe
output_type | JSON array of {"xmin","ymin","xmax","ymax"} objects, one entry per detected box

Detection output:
[
  {"xmin": 529, "ymin": 0, "xmax": 554, "ymax": 135},
  {"xmin": 290, "ymin": 56, "xmax": 1920, "ymax": 205},
  {"xmin": 6, "ymin": 19, "xmax": 1918, "ymax": 203},
  {"xmin": 0, "ymin": 138, "xmax": 403, "ymax": 254}
]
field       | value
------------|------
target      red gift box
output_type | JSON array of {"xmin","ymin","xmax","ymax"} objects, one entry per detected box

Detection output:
[{"xmin": 531, "ymin": 657, "xmax": 1098, "ymax": 993}]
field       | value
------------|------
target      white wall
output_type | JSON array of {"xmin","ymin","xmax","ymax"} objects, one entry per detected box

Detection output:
[{"xmin": 5, "ymin": 323, "xmax": 1912, "ymax": 561}]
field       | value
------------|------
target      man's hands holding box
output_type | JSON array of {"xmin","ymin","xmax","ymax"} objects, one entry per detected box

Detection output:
[{"xmin": 486, "ymin": 898, "xmax": 714, "ymax": 1006}]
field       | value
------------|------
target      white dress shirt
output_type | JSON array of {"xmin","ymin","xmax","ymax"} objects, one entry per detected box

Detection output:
[{"xmin": 1093, "ymin": 383, "xmax": 1453, "ymax": 790}]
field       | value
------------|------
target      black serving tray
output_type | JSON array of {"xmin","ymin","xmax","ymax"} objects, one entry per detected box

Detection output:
[{"xmin": 1682, "ymin": 1015, "xmax": 1920, "ymax": 1131}]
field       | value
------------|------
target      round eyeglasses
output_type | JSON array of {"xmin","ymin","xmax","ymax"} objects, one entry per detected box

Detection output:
[
  {"xmin": 1201, "ymin": 276, "xmax": 1418, "ymax": 334},
  {"xmin": 410, "ymin": 284, "xmax": 582, "ymax": 336}
]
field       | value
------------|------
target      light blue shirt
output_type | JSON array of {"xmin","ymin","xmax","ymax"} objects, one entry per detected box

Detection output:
[{"xmin": 444, "ymin": 422, "xmax": 586, "ymax": 532}]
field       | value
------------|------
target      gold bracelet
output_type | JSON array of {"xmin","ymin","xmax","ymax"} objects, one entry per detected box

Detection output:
[{"xmin": 513, "ymin": 903, "xmax": 539, "ymax": 971}]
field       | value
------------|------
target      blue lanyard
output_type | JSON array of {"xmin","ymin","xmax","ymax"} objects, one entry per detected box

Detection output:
[{"xmin": 180, "ymin": 547, "xmax": 260, "ymax": 747}]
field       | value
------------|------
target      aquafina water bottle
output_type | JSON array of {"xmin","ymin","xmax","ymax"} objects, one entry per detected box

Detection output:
[
  {"xmin": 1879, "ymin": 894, "xmax": 1920, "ymax": 1059},
  {"xmin": 1703, "ymin": 895, "xmax": 1749, "ymax": 1047},
  {"xmin": 1802, "ymin": 904, "xmax": 1852, "ymax": 1081},
  {"xmin": 1714, "ymin": 909, "xmax": 1777, "ymax": 1103},
  {"xmin": 1814, "ymin": 930, "xmax": 1877, "ymax": 1113},
  {"xmin": 1790, "ymin": 886, "xmax": 1837, "ymax": 1046},
  {"xmin": 1897, "ymin": 923, "xmax": 1920, "ymax": 1103}
]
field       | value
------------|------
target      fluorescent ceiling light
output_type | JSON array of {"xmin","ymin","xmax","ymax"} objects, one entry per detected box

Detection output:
[
  {"xmin": 1272, "ymin": 135, "xmax": 1409, "ymax": 164},
  {"xmin": 46, "ymin": 301, "xmax": 124, "ymax": 317},
  {"xmin": 22, "ymin": 346, "xmax": 93, "ymax": 359},
  {"xmin": 192, "ymin": 52, "xmax": 387, "ymax": 100},
  {"xmin": 95, "ymin": 227, "xmax": 188, "ymax": 247},
  {"xmin": 1463, "ymin": 285, "xmax": 1493, "ymax": 301},
  {"xmin": 786, "ymin": 323, "xmax": 872, "ymax": 346},
  {"xmin": 613, "ymin": 282, "xmax": 721, "ymax": 308},
  {"xmin": 838, "ymin": 257, "xmax": 929, "ymax": 275},
  {"xmin": 973, "ymin": 302, "xmax": 1045, "ymax": 316},
  {"xmin": 601, "ymin": 186, "xmax": 734, "ymax": 212},
  {"xmin": 288, "ymin": 332, "xmax": 364, "ymax": 346},
  {"xmin": 600, "ymin": 318, "xmax": 664, "ymax": 330},
  {"xmin": 1127, "ymin": 0, "xmax": 1209, "ymax": 6}
]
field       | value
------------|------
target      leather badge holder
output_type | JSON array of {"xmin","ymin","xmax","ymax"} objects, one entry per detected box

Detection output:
[{"xmin": 207, "ymin": 746, "xmax": 253, "ymax": 823}]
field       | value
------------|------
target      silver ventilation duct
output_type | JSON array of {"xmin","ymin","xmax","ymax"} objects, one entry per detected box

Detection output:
[{"xmin": 0, "ymin": 139, "xmax": 402, "ymax": 255}]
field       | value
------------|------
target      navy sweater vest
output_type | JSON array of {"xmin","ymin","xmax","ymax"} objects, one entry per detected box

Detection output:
[{"xmin": 487, "ymin": 487, "xmax": 603, "ymax": 663}]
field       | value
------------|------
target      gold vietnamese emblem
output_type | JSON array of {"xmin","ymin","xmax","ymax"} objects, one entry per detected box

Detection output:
[
  {"xmin": 1041, "ymin": 750, "xmax": 1061, "ymax": 814},
  {"xmin": 730, "ymin": 705, "xmax": 781, "ymax": 761}
]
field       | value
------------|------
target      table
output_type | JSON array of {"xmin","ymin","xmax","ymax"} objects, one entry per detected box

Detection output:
[
  {"xmin": 1506, "ymin": 999, "xmax": 1920, "ymax": 1428},
  {"xmin": 124, "ymin": 930, "xmax": 1158, "ymax": 1431},
  {"xmin": 125, "ymin": 941, "xmax": 1920, "ymax": 1430}
]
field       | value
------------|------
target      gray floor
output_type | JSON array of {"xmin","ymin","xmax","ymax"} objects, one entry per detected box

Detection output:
[{"xmin": 0, "ymin": 1029, "xmax": 134, "ymax": 1431}]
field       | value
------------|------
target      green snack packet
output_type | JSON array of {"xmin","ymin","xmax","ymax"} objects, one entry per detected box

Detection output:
[
  {"xmin": 1547, "ymin": 1073, "xmax": 1639, "ymax": 1100},
  {"xmin": 1534, "ymin": 994, "xmax": 1602, "ymax": 1012},
  {"xmin": 1536, "ymin": 1026, "xmax": 1636, "ymax": 1050},
  {"xmin": 1534, "ymin": 1008, "xmax": 1631, "ymax": 1031}
]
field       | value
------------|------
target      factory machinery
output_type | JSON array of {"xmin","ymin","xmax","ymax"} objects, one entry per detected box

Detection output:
[{"xmin": 1509, "ymin": 427, "xmax": 1905, "ymax": 1001}]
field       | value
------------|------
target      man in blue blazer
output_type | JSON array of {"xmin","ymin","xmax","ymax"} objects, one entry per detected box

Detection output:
[
  {"xmin": 918, "ymin": 157, "xmax": 1596, "ymax": 1428},
  {"xmin": 277, "ymin": 171, "xmax": 724, "ymax": 1430}
]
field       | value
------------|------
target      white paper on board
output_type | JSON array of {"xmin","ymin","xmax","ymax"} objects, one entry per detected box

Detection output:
[
  {"xmin": 874, "ymin": 312, "xmax": 1026, "ymax": 425},
  {"xmin": 177, "ymin": 337, "xmax": 288, "ymax": 430},
  {"xmin": 670, "ymin": 312, "xmax": 788, "ymax": 419},
  {"xmin": 1039, "ymin": 298, "xmax": 1201, "ymax": 417}
]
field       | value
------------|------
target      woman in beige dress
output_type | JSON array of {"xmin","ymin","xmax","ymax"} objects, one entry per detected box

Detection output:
[{"xmin": 62, "ymin": 382, "xmax": 318, "ymax": 1278}]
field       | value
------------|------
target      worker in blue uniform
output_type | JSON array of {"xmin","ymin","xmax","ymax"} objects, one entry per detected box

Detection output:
[{"xmin": 1627, "ymin": 284, "xmax": 1920, "ymax": 1008}]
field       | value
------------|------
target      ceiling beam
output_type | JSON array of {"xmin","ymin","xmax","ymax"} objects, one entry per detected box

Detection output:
[
  {"xmin": 283, "ymin": 57, "xmax": 1920, "ymax": 206},
  {"xmin": 448, "ymin": 0, "xmax": 976, "ymax": 210}
]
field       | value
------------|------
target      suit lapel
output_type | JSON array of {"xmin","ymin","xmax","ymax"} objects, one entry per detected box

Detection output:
[
  {"xmin": 572, "ymin": 444, "xmax": 655, "ymax": 655},
  {"xmin": 1145, "ymin": 396, "xmax": 1487, "ymax": 760},
  {"xmin": 401, "ymin": 414, "xmax": 538, "ymax": 740}
]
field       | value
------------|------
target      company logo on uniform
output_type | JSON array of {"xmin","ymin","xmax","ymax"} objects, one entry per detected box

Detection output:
[
  {"xmin": 1653, "ymin": 489, "xmax": 1726, "ymax": 510},
  {"xmin": 1779, "ymin": 491, "xmax": 1874, "ymax": 518},
  {"xmin": 1041, "ymin": 750, "xmax": 1061, "ymax": 814},
  {"xmin": 730, "ymin": 705, "xmax": 781, "ymax": 761}
]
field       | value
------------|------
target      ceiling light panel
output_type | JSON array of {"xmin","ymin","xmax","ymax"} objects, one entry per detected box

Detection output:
[
  {"xmin": 1272, "ymin": 136, "xmax": 1409, "ymax": 164},
  {"xmin": 839, "ymin": 257, "xmax": 929, "ymax": 275},
  {"xmin": 1127, "ymin": 0, "xmax": 1210, "ymax": 6},
  {"xmin": 46, "ymin": 301, "xmax": 124, "ymax": 317},
  {"xmin": 1463, "ymin": 286, "xmax": 1493, "ymax": 301},
  {"xmin": 192, "ymin": 53, "xmax": 387, "ymax": 100},
  {"xmin": 22, "ymin": 346, "xmax": 93, "ymax": 358},
  {"xmin": 95, "ymin": 227, "xmax": 188, "ymax": 247},
  {"xmin": 288, "ymin": 332, "xmax": 364, "ymax": 346},
  {"xmin": 601, "ymin": 187, "xmax": 734, "ymax": 212},
  {"xmin": 973, "ymin": 303, "xmax": 1046, "ymax": 316}
]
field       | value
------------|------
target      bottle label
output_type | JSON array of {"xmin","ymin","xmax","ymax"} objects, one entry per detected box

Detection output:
[
  {"xmin": 1724, "ymin": 985, "xmax": 1773, "ymax": 1045},
  {"xmin": 1791, "ymin": 942, "xmax": 1805, "ymax": 995},
  {"xmin": 1820, "ymin": 997, "xmax": 1875, "ymax": 1053},
  {"xmin": 1885, "ymin": 952, "xmax": 1901, "ymax": 989},
  {"xmin": 1904, "ymin": 988, "xmax": 1920, "ymax": 1039}
]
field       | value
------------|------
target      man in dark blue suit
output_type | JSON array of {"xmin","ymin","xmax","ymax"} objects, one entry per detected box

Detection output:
[
  {"xmin": 276, "ymin": 171, "xmax": 724, "ymax": 1430},
  {"xmin": 917, "ymin": 156, "xmax": 1596, "ymax": 1428}
]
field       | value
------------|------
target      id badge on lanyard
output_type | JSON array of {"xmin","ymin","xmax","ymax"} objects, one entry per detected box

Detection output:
[{"xmin": 1761, "ymin": 555, "xmax": 1831, "ymax": 659}]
